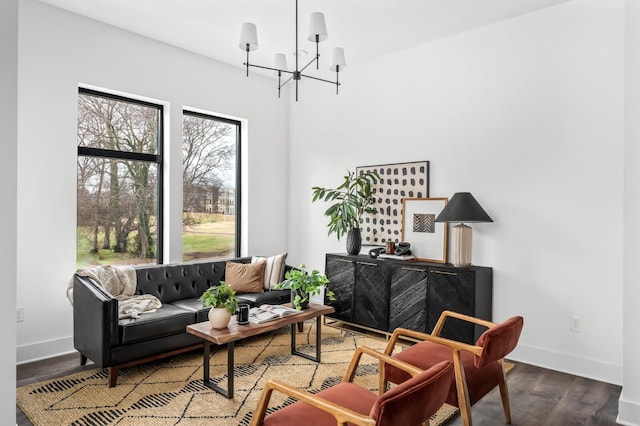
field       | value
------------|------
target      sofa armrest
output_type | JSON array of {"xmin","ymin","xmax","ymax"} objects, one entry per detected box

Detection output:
[{"xmin": 73, "ymin": 274, "xmax": 119, "ymax": 367}]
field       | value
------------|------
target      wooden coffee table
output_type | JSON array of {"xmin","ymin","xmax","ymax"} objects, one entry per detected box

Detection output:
[{"xmin": 186, "ymin": 303, "xmax": 335, "ymax": 398}]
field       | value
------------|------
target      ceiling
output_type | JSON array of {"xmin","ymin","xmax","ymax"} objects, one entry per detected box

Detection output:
[{"xmin": 36, "ymin": 0, "xmax": 572, "ymax": 79}]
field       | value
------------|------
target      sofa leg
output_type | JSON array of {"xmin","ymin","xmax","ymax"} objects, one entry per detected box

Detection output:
[
  {"xmin": 80, "ymin": 354, "xmax": 87, "ymax": 365},
  {"xmin": 108, "ymin": 367, "xmax": 119, "ymax": 388},
  {"xmin": 297, "ymin": 322, "xmax": 304, "ymax": 332}
]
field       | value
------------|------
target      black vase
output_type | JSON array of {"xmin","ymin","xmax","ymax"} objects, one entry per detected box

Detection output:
[
  {"xmin": 346, "ymin": 228, "xmax": 362, "ymax": 255},
  {"xmin": 291, "ymin": 288, "xmax": 309, "ymax": 309}
]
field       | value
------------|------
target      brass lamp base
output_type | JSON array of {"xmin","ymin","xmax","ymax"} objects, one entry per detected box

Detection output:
[{"xmin": 450, "ymin": 223, "xmax": 472, "ymax": 267}]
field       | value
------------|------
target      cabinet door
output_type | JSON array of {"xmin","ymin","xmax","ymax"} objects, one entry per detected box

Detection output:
[
  {"xmin": 325, "ymin": 255, "xmax": 355, "ymax": 322},
  {"xmin": 353, "ymin": 261, "xmax": 389, "ymax": 331},
  {"xmin": 428, "ymin": 268, "xmax": 475, "ymax": 343},
  {"xmin": 388, "ymin": 265, "xmax": 428, "ymax": 332}
]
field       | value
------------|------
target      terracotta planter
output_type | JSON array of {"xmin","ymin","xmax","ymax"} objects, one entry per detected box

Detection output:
[{"xmin": 208, "ymin": 307, "xmax": 231, "ymax": 329}]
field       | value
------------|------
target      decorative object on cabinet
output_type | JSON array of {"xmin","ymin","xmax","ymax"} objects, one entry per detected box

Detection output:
[
  {"xmin": 401, "ymin": 197, "xmax": 448, "ymax": 263},
  {"xmin": 356, "ymin": 161, "xmax": 429, "ymax": 246},
  {"xmin": 435, "ymin": 192, "xmax": 493, "ymax": 267},
  {"xmin": 238, "ymin": 0, "xmax": 346, "ymax": 101},
  {"xmin": 324, "ymin": 253, "xmax": 492, "ymax": 344},
  {"xmin": 311, "ymin": 169, "xmax": 380, "ymax": 255}
]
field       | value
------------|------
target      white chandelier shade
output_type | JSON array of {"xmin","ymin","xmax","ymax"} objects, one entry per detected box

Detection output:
[
  {"xmin": 330, "ymin": 47, "xmax": 346, "ymax": 71},
  {"xmin": 238, "ymin": 23, "xmax": 258, "ymax": 51},
  {"xmin": 308, "ymin": 12, "xmax": 328, "ymax": 42},
  {"xmin": 273, "ymin": 53, "xmax": 288, "ymax": 76}
]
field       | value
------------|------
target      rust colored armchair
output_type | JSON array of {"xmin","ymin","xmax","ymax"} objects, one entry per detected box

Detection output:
[
  {"xmin": 250, "ymin": 346, "xmax": 454, "ymax": 426},
  {"xmin": 381, "ymin": 311, "xmax": 524, "ymax": 426}
]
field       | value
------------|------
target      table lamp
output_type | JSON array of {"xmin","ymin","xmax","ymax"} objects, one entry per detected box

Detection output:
[{"xmin": 435, "ymin": 192, "xmax": 493, "ymax": 267}]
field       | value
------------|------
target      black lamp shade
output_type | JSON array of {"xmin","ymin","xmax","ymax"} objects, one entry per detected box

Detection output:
[{"xmin": 435, "ymin": 192, "xmax": 493, "ymax": 223}]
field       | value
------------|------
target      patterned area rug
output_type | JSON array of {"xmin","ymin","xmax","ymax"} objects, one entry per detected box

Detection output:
[{"xmin": 17, "ymin": 323, "xmax": 460, "ymax": 425}]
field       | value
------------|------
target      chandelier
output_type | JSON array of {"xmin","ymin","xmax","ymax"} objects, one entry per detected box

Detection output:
[{"xmin": 238, "ymin": 0, "xmax": 346, "ymax": 101}]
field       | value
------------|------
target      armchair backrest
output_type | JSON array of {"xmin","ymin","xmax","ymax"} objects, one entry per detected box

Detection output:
[
  {"xmin": 371, "ymin": 360, "xmax": 453, "ymax": 426},
  {"xmin": 474, "ymin": 316, "xmax": 524, "ymax": 368}
]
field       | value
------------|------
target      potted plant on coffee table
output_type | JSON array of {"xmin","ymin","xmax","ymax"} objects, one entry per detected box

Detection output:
[
  {"xmin": 311, "ymin": 169, "xmax": 380, "ymax": 255},
  {"xmin": 199, "ymin": 282, "xmax": 238, "ymax": 329},
  {"xmin": 276, "ymin": 264, "xmax": 335, "ymax": 310}
]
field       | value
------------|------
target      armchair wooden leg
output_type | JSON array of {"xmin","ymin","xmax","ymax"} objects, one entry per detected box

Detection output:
[
  {"xmin": 297, "ymin": 322, "xmax": 304, "ymax": 332},
  {"xmin": 452, "ymin": 351, "xmax": 473, "ymax": 426},
  {"xmin": 498, "ymin": 368, "xmax": 512, "ymax": 424},
  {"xmin": 250, "ymin": 385, "xmax": 274, "ymax": 426},
  {"xmin": 80, "ymin": 354, "xmax": 87, "ymax": 365}
]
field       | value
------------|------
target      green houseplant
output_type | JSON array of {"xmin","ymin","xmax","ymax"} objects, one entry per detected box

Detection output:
[
  {"xmin": 311, "ymin": 169, "xmax": 380, "ymax": 255},
  {"xmin": 199, "ymin": 282, "xmax": 238, "ymax": 329},
  {"xmin": 276, "ymin": 264, "xmax": 335, "ymax": 310}
]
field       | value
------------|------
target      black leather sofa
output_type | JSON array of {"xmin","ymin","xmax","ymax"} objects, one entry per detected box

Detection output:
[{"xmin": 73, "ymin": 257, "xmax": 292, "ymax": 386}]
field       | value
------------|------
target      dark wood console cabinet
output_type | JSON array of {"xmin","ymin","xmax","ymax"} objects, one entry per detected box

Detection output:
[{"xmin": 324, "ymin": 253, "xmax": 493, "ymax": 344}]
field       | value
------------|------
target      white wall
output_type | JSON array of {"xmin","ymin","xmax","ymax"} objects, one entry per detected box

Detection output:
[
  {"xmin": 289, "ymin": 0, "xmax": 625, "ymax": 387},
  {"xmin": 16, "ymin": 0, "xmax": 289, "ymax": 362},
  {"xmin": 13, "ymin": 0, "xmax": 640, "ymax": 423},
  {"xmin": 620, "ymin": 1, "xmax": 640, "ymax": 424},
  {"xmin": 2, "ymin": 0, "xmax": 19, "ymax": 423}
]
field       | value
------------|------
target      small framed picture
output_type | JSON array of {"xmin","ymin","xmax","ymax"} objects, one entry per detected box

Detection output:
[{"xmin": 401, "ymin": 197, "xmax": 448, "ymax": 263}]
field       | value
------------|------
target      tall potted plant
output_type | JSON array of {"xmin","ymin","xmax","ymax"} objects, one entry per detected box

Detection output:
[
  {"xmin": 312, "ymin": 169, "xmax": 380, "ymax": 255},
  {"xmin": 199, "ymin": 282, "xmax": 238, "ymax": 329}
]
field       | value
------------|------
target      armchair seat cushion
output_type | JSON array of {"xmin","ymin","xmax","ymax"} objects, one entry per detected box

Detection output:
[
  {"xmin": 263, "ymin": 382, "xmax": 377, "ymax": 426},
  {"xmin": 119, "ymin": 304, "xmax": 195, "ymax": 345},
  {"xmin": 385, "ymin": 340, "xmax": 502, "ymax": 406}
]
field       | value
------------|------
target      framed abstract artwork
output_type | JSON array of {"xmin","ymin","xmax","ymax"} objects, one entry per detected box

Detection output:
[
  {"xmin": 401, "ymin": 197, "xmax": 448, "ymax": 263},
  {"xmin": 356, "ymin": 161, "xmax": 429, "ymax": 245}
]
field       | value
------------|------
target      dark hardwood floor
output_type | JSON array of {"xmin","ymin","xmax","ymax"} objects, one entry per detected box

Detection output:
[{"xmin": 16, "ymin": 353, "xmax": 622, "ymax": 425}]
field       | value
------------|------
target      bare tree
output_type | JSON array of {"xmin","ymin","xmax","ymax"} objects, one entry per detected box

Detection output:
[
  {"xmin": 182, "ymin": 115, "xmax": 234, "ymax": 220},
  {"xmin": 77, "ymin": 93, "xmax": 159, "ymax": 261}
]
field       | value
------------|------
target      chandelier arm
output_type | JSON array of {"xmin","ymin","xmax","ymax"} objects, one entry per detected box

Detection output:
[
  {"xmin": 298, "ymin": 56, "xmax": 320, "ymax": 74},
  {"xmin": 280, "ymin": 74, "xmax": 295, "ymax": 87},
  {"xmin": 244, "ymin": 63, "xmax": 295, "ymax": 74},
  {"xmin": 299, "ymin": 73, "xmax": 341, "ymax": 86}
]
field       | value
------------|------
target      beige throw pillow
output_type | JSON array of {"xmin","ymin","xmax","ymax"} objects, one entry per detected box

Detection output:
[
  {"xmin": 225, "ymin": 261, "xmax": 266, "ymax": 294},
  {"xmin": 252, "ymin": 253, "xmax": 288, "ymax": 290}
]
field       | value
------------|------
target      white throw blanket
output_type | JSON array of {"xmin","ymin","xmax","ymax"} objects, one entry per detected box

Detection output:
[{"xmin": 67, "ymin": 265, "xmax": 162, "ymax": 319}]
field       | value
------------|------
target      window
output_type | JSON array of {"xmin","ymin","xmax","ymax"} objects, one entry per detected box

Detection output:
[
  {"xmin": 182, "ymin": 110, "xmax": 240, "ymax": 261},
  {"xmin": 77, "ymin": 88, "xmax": 163, "ymax": 267}
]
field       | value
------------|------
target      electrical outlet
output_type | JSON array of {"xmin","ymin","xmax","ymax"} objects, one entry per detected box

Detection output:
[
  {"xmin": 569, "ymin": 315, "xmax": 582, "ymax": 332},
  {"xmin": 16, "ymin": 307, "xmax": 24, "ymax": 322}
]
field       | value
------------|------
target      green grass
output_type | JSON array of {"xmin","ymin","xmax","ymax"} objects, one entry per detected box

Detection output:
[
  {"xmin": 76, "ymin": 225, "xmax": 235, "ymax": 266},
  {"xmin": 182, "ymin": 233, "xmax": 235, "ymax": 258}
]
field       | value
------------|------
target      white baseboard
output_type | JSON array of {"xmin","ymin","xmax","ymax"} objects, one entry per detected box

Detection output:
[
  {"xmin": 17, "ymin": 336, "xmax": 75, "ymax": 364},
  {"xmin": 618, "ymin": 392, "xmax": 640, "ymax": 426},
  {"xmin": 509, "ymin": 343, "xmax": 622, "ymax": 385}
]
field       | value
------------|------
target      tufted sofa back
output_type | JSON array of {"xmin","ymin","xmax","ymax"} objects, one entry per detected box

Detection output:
[{"xmin": 134, "ymin": 257, "xmax": 251, "ymax": 304}]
